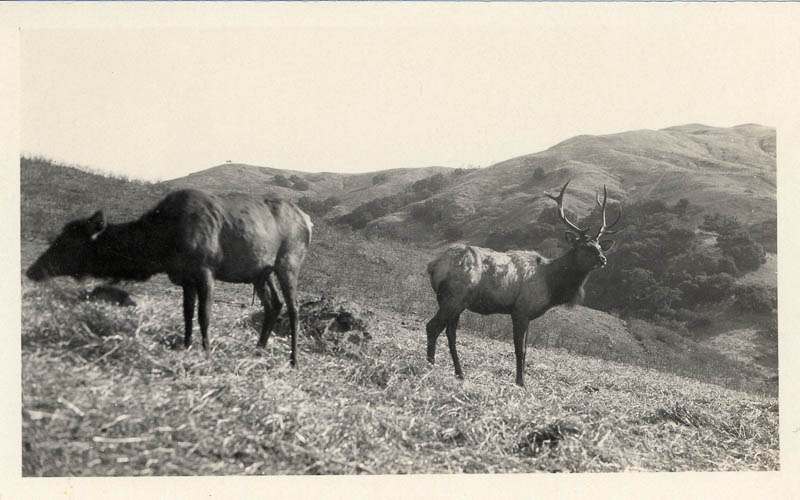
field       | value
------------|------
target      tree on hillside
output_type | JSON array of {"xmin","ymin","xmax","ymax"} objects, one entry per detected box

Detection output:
[
  {"xmin": 674, "ymin": 198, "xmax": 690, "ymax": 219},
  {"xmin": 289, "ymin": 176, "xmax": 311, "ymax": 191},
  {"xmin": 716, "ymin": 231, "xmax": 766, "ymax": 274},
  {"xmin": 748, "ymin": 218, "xmax": 777, "ymax": 253},
  {"xmin": 297, "ymin": 196, "xmax": 340, "ymax": 216},
  {"xmin": 734, "ymin": 284, "xmax": 777, "ymax": 313},
  {"xmin": 273, "ymin": 175, "xmax": 292, "ymax": 188},
  {"xmin": 700, "ymin": 213, "xmax": 741, "ymax": 235},
  {"xmin": 411, "ymin": 173, "xmax": 448, "ymax": 198},
  {"xmin": 372, "ymin": 173, "xmax": 389, "ymax": 185}
]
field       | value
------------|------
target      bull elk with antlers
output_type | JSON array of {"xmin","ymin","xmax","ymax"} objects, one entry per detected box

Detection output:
[{"xmin": 425, "ymin": 180, "xmax": 621, "ymax": 386}]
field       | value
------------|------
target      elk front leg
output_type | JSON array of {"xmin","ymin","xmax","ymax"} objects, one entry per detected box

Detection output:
[
  {"xmin": 196, "ymin": 269, "xmax": 214, "ymax": 351},
  {"xmin": 512, "ymin": 315, "xmax": 530, "ymax": 387},
  {"xmin": 446, "ymin": 316, "xmax": 464, "ymax": 379},
  {"xmin": 182, "ymin": 284, "xmax": 197, "ymax": 349},
  {"xmin": 426, "ymin": 310, "xmax": 446, "ymax": 364}
]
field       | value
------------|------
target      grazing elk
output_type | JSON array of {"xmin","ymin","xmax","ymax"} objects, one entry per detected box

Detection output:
[
  {"xmin": 26, "ymin": 189, "xmax": 312, "ymax": 366},
  {"xmin": 425, "ymin": 180, "xmax": 620, "ymax": 386}
]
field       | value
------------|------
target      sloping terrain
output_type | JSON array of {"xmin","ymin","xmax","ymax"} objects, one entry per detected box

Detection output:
[
  {"xmin": 363, "ymin": 124, "xmax": 775, "ymax": 243},
  {"xmin": 20, "ymin": 277, "xmax": 778, "ymax": 475},
  {"xmin": 159, "ymin": 162, "xmax": 452, "ymax": 215},
  {"xmin": 18, "ymin": 139, "xmax": 779, "ymax": 474}
]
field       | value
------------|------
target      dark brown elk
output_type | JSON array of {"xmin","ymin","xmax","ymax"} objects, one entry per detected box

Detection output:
[
  {"xmin": 26, "ymin": 189, "xmax": 312, "ymax": 365},
  {"xmin": 425, "ymin": 180, "xmax": 620, "ymax": 386}
]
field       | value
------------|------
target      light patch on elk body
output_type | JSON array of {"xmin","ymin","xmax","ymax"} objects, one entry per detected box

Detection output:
[{"xmin": 429, "ymin": 245, "xmax": 549, "ymax": 316}]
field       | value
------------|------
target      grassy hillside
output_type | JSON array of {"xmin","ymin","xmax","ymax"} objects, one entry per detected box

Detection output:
[
  {"xmin": 159, "ymin": 162, "xmax": 453, "ymax": 216},
  {"xmin": 21, "ymin": 156, "xmax": 777, "ymax": 386},
  {"xmin": 20, "ymin": 274, "xmax": 778, "ymax": 475},
  {"xmin": 20, "ymin": 158, "xmax": 778, "ymax": 474},
  {"xmin": 360, "ymin": 124, "xmax": 775, "ymax": 244},
  {"xmin": 21, "ymin": 157, "xmax": 172, "ymax": 242}
]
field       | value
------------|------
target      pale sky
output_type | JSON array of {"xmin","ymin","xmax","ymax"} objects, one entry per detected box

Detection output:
[{"xmin": 18, "ymin": 5, "xmax": 788, "ymax": 181}]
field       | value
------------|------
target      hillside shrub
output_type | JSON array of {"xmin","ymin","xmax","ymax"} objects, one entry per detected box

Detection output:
[
  {"xmin": 297, "ymin": 196, "xmax": 340, "ymax": 216},
  {"xmin": 338, "ymin": 171, "xmax": 462, "ymax": 230},
  {"xmin": 273, "ymin": 175, "xmax": 292, "ymax": 188},
  {"xmin": 289, "ymin": 175, "xmax": 311, "ymax": 191},
  {"xmin": 411, "ymin": 173, "xmax": 448, "ymax": 198},
  {"xmin": 734, "ymin": 284, "xmax": 776, "ymax": 313},
  {"xmin": 442, "ymin": 223, "xmax": 464, "ymax": 242},
  {"xmin": 717, "ymin": 231, "xmax": 766, "ymax": 274},
  {"xmin": 748, "ymin": 218, "xmax": 777, "ymax": 253}
]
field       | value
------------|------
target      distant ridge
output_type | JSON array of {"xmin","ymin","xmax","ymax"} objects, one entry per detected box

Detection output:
[{"xmin": 156, "ymin": 123, "xmax": 774, "ymax": 244}]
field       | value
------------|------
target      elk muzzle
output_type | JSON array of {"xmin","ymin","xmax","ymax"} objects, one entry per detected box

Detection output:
[{"xmin": 26, "ymin": 264, "xmax": 47, "ymax": 281}]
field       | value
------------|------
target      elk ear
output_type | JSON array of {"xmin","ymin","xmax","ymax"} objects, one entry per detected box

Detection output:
[
  {"xmin": 86, "ymin": 211, "xmax": 106, "ymax": 239},
  {"xmin": 599, "ymin": 239, "xmax": 615, "ymax": 251},
  {"xmin": 565, "ymin": 231, "xmax": 579, "ymax": 245}
]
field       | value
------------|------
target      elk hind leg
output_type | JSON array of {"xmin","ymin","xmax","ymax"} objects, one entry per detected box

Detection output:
[
  {"xmin": 196, "ymin": 268, "xmax": 214, "ymax": 351},
  {"xmin": 255, "ymin": 273, "xmax": 283, "ymax": 348},
  {"xmin": 275, "ymin": 255, "xmax": 304, "ymax": 368}
]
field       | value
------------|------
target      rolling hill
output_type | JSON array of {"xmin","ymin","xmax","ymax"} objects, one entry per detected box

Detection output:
[
  {"xmin": 152, "ymin": 124, "xmax": 775, "ymax": 249},
  {"xmin": 362, "ymin": 123, "xmax": 776, "ymax": 243},
  {"xmin": 20, "ymin": 122, "xmax": 778, "ymax": 384},
  {"xmin": 159, "ymin": 162, "xmax": 453, "ymax": 218},
  {"xmin": 19, "ymin": 158, "xmax": 778, "ymax": 474}
]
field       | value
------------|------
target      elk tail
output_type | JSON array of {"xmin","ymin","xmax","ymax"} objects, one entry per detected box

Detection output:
[{"xmin": 299, "ymin": 209, "xmax": 314, "ymax": 244}]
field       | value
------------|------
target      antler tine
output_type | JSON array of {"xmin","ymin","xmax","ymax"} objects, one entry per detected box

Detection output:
[
  {"xmin": 544, "ymin": 179, "xmax": 588, "ymax": 236},
  {"xmin": 594, "ymin": 184, "xmax": 622, "ymax": 239}
]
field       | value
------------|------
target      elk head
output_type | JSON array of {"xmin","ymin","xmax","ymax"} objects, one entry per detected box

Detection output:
[
  {"xmin": 26, "ymin": 211, "xmax": 107, "ymax": 281},
  {"xmin": 545, "ymin": 180, "xmax": 621, "ymax": 272}
]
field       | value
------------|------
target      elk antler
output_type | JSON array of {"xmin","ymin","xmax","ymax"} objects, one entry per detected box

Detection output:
[
  {"xmin": 545, "ymin": 180, "xmax": 589, "ymax": 237},
  {"xmin": 594, "ymin": 185, "xmax": 622, "ymax": 240}
]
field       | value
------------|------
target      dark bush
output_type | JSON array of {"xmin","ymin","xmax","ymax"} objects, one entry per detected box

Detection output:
[
  {"xmin": 748, "ymin": 218, "xmax": 777, "ymax": 253},
  {"xmin": 717, "ymin": 231, "xmax": 766, "ymax": 274},
  {"xmin": 734, "ymin": 285, "xmax": 776, "ymax": 313},
  {"xmin": 716, "ymin": 256, "xmax": 739, "ymax": 276},
  {"xmin": 273, "ymin": 175, "xmax": 292, "ymax": 188},
  {"xmin": 298, "ymin": 196, "xmax": 340, "ymax": 216},
  {"xmin": 290, "ymin": 178, "xmax": 311, "ymax": 191},
  {"xmin": 442, "ymin": 224, "xmax": 464, "ymax": 242}
]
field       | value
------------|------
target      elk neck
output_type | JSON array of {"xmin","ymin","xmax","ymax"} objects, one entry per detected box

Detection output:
[
  {"xmin": 90, "ymin": 219, "xmax": 169, "ymax": 280},
  {"xmin": 543, "ymin": 248, "xmax": 591, "ymax": 307}
]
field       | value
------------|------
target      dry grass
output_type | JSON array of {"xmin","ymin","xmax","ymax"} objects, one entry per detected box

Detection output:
[
  {"xmin": 20, "ymin": 157, "xmax": 778, "ymax": 475},
  {"xmin": 21, "ymin": 272, "xmax": 778, "ymax": 475}
]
